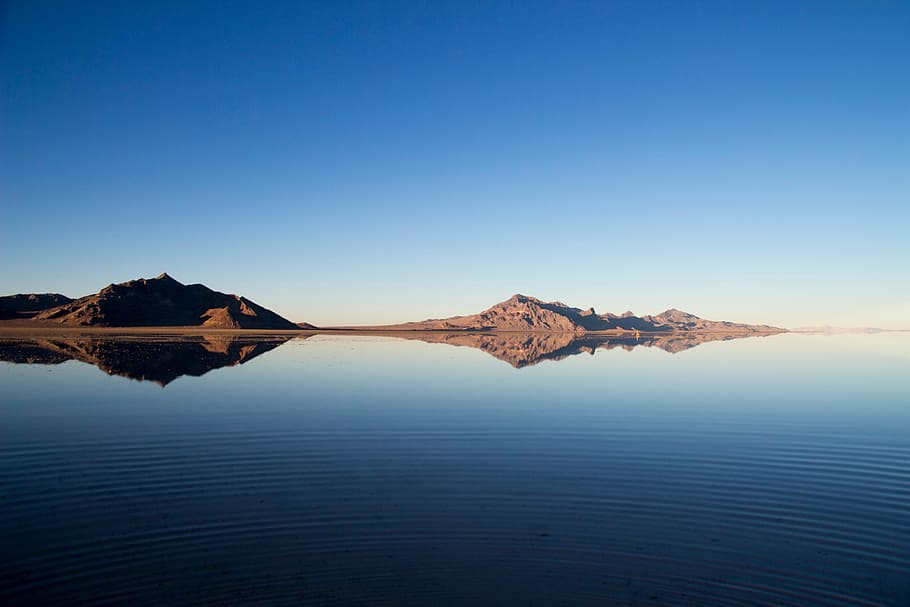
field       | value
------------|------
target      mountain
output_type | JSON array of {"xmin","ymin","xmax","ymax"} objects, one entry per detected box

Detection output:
[
  {"xmin": 0, "ymin": 293, "xmax": 73, "ymax": 320},
  {"xmin": 30, "ymin": 273, "xmax": 301, "ymax": 329},
  {"xmin": 372, "ymin": 294, "xmax": 784, "ymax": 334},
  {"xmin": 0, "ymin": 335, "xmax": 292, "ymax": 386}
]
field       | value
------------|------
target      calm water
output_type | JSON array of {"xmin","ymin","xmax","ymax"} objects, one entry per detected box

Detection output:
[{"xmin": 1, "ymin": 332, "xmax": 908, "ymax": 606}]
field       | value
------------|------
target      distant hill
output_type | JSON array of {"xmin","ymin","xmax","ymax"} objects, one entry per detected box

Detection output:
[
  {"xmin": 0, "ymin": 293, "xmax": 73, "ymax": 319},
  {"xmin": 370, "ymin": 294, "xmax": 784, "ymax": 334},
  {"xmin": 30, "ymin": 273, "xmax": 301, "ymax": 330}
]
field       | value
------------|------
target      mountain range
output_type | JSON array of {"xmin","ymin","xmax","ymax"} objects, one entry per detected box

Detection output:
[
  {"xmin": 364, "ymin": 293, "xmax": 784, "ymax": 334},
  {"xmin": 0, "ymin": 274, "xmax": 785, "ymax": 334}
]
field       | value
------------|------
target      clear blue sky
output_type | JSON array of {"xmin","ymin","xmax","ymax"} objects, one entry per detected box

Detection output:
[{"xmin": 2, "ymin": 1, "xmax": 908, "ymax": 328}]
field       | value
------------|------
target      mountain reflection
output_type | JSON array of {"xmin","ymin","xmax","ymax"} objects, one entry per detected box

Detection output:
[
  {"xmin": 0, "ymin": 335, "xmax": 292, "ymax": 386},
  {"xmin": 0, "ymin": 331, "xmax": 767, "ymax": 382},
  {"xmin": 390, "ymin": 331, "xmax": 760, "ymax": 367}
]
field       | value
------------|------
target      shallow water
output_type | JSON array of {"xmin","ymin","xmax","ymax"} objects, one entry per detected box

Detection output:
[{"xmin": 1, "ymin": 332, "xmax": 908, "ymax": 606}]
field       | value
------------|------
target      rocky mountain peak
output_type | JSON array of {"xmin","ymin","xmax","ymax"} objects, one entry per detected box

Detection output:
[{"xmin": 31, "ymin": 274, "xmax": 301, "ymax": 329}]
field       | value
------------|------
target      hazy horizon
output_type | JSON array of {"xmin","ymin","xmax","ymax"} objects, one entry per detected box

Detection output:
[{"xmin": 2, "ymin": 2, "xmax": 908, "ymax": 329}]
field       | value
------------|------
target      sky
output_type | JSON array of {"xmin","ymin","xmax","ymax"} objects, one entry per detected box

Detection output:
[{"xmin": 2, "ymin": 1, "xmax": 908, "ymax": 328}]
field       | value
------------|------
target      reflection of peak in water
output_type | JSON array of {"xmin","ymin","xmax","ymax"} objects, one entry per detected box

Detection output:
[
  {"xmin": 0, "ymin": 336, "xmax": 292, "ymax": 386},
  {"xmin": 414, "ymin": 332, "xmax": 579, "ymax": 368},
  {"xmin": 395, "ymin": 331, "xmax": 761, "ymax": 367}
]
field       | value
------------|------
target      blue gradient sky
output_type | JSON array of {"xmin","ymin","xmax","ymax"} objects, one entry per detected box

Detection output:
[{"xmin": 2, "ymin": 1, "xmax": 908, "ymax": 328}]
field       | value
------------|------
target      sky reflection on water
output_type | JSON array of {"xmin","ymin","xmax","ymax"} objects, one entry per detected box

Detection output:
[{"xmin": 0, "ymin": 332, "xmax": 908, "ymax": 606}]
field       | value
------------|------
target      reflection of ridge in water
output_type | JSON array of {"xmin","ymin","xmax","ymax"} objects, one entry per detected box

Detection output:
[
  {"xmin": 393, "ymin": 331, "xmax": 762, "ymax": 367},
  {"xmin": 0, "ymin": 335, "xmax": 293, "ymax": 386}
]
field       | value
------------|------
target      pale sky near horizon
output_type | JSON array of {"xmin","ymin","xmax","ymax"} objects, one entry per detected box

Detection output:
[{"xmin": 2, "ymin": 1, "xmax": 908, "ymax": 328}]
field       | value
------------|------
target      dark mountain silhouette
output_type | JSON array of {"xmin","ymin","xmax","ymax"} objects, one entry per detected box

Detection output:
[
  {"xmin": 0, "ymin": 293, "xmax": 73, "ymax": 320},
  {"xmin": 30, "ymin": 273, "xmax": 301, "ymax": 329},
  {"xmin": 369, "ymin": 294, "xmax": 784, "ymax": 334},
  {"xmin": 0, "ymin": 335, "xmax": 293, "ymax": 386}
]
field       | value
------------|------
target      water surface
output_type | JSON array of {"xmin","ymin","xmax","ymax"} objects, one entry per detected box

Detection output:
[{"xmin": 1, "ymin": 332, "xmax": 908, "ymax": 606}]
